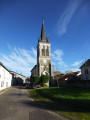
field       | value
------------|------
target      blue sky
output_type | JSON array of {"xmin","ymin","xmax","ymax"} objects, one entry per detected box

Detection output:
[{"xmin": 0, "ymin": 0, "xmax": 90, "ymax": 76}]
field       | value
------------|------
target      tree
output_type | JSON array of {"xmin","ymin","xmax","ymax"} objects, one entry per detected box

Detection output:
[
  {"xmin": 30, "ymin": 75, "xmax": 39, "ymax": 83},
  {"xmin": 40, "ymin": 75, "xmax": 49, "ymax": 84}
]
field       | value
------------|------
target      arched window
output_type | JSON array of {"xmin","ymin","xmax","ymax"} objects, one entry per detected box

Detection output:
[
  {"xmin": 42, "ymin": 46, "xmax": 45, "ymax": 56},
  {"xmin": 46, "ymin": 46, "xmax": 49, "ymax": 56},
  {"xmin": 42, "ymin": 49, "xmax": 44, "ymax": 56}
]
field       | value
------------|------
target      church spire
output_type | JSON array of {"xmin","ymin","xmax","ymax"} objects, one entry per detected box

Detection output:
[
  {"xmin": 38, "ymin": 21, "xmax": 49, "ymax": 43},
  {"xmin": 40, "ymin": 21, "xmax": 47, "ymax": 41}
]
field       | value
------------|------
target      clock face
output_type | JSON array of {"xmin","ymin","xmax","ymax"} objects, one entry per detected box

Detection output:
[{"xmin": 43, "ymin": 59, "xmax": 47, "ymax": 63}]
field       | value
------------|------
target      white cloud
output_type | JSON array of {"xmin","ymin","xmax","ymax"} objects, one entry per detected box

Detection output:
[
  {"xmin": 1, "ymin": 46, "xmax": 68, "ymax": 76},
  {"xmin": 57, "ymin": 0, "xmax": 83, "ymax": 36},
  {"xmin": 2, "ymin": 46, "xmax": 83, "ymax": 75},
  {"xmin": 51, "ymin": 49, "xmax": 63, "ymax": 61},
  {"xmin": 0, "ymin": 47, "xmax": 37, "ymax": 76},
  {"xmin": 71, "ymin": 60, "xmax": 82, "ymax": 67},
  {"xmin": 65, "ymin": 68, "xmax": 80, "ymax": 73},
  {"xmin": 58, "ymin": 61, "xmax": 68, "ymax": 67},
  {"xmin": 51, "ymin": 49, "xmax": 67, "ymax": 68},
  {"xmin": 31, "ymin": 47, "xmax": 37, "ymax": 57}
]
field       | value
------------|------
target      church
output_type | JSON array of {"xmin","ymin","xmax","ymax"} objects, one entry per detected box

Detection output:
[{"xmin": 31, "ymin": 22, "xmax": 53, "ymax": 85}]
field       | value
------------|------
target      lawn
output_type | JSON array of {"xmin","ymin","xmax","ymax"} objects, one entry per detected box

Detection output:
[{"xmin": 29, "ymin": 87, "xmax": 90, "ymax": 120}]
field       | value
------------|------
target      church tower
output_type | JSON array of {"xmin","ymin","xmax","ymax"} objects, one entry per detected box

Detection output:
[
  {"xmin": 31, "ymin": 21, "xmax": 53, "ymax": 85},
  {"xmin": 37, "ymin": 21, "xmax": 53, "ymax": 78}
]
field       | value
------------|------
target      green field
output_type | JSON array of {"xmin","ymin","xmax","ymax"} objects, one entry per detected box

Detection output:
[{"xmin": 29, "ymin": 87, "xmax": 90, "ymax": 120}]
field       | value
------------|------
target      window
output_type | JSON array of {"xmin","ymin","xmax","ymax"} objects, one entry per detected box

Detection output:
[
  {"xmin": 42, "ymin": 49, "xmax": 44, "ymax": 56},
  {"xmin": 85, "ymin": 69, "xmax": 88, "ymax": 74},
  {"xmin": 46, "ymin": 46, "xmax": 49, "ymax": 56},
  {"xmin": 1, "ymin": 81, "xmax": 4, "ymax": 87},
  {"xmin": 6, "ymin": 82, "xmax": 8, "ymax": 87},
  {"xmin": 46, "ymin": 48, "xmax": 49, "ymax": 56}
]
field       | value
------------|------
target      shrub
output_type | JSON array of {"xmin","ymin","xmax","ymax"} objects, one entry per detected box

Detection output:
[
  {"xmin": 30, "ymin": 75, "xmax": 39, "ymax": 83},
  {"xmin": 40, "ymin": 75, "xmax": 49, "ymax": 84}
]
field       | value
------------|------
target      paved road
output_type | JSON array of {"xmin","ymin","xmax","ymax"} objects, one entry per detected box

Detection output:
[{"xmin": 0, "ymin": 86, "xmax": 68, "ymax": 120}]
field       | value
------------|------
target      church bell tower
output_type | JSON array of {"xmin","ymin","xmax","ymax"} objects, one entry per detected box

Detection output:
[
  {"xmin": 37, "ymin": 21, "xmax": 53, "ymax": 81},
  {"xmin": 31, "ymin": 21, "xmax": 54, "ymax": 86}
]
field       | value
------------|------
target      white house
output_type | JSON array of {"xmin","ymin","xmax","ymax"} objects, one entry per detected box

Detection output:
[
  {"xmin": 80, "ymin": 59, "xmax": 90, "ymax": 80},
  {"xmin": 0, "ymin": 62, "xmax": 12, "ymax": 90}
]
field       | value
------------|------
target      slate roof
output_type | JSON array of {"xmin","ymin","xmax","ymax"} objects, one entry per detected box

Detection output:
[
  {"xmin": 80, "ymin": 59, "xmax": 90, "ymax": 69},
  {"xmin": 30, "ymin": 65, "xmax": 37, "ymax": 72},
  {"xmin": 10, "ymin": 71, "xmax": 26, "ymax": 77},
  {"xmin": 39, "ymin": 21, "xmax": 49, "ymax": 43}
]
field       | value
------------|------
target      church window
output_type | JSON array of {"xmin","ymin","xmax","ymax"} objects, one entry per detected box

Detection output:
[
  {"xmin": 46, "ymin": 46, "xmax": 49, "ymax": 56},
  {"xmin": 42, "ymin": 46, "xmax": 45, "ymax": 56},
  {"xmin": 42, "ymin": 49, "xmax": 44, "ymax": 56}
]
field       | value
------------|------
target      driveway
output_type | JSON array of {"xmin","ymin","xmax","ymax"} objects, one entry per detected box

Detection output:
[{"xmin": 0, "ymin": 86, "xmax": 68, "ymax": 120}]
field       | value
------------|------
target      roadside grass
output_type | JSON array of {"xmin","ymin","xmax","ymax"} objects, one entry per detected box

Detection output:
[{"xmin": 29, "ymin": 87, "xmax": 90, "ymax": 120}]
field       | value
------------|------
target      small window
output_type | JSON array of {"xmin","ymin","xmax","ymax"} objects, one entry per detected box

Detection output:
[
  {"xmin": 1, "ymin": 81, "xmax": 4, "ymax": 87},
  {"xmin": 85, "ymin": 69, "xmax": 88, "ymax": 74},
  {"xmin": 6, "ymin": 82, "xmax": 8, "ymax": 87},
  {"xmin": 46, "ymin": 49, "xmax": 49, "ymax": 56},
  {"xmin": 42, "ymin": 49, "xmax": 44, "ymax": 56}
]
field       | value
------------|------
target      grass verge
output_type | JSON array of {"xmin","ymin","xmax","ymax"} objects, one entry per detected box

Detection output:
[{"xmin": 28, "ymin": 87, "xmax": 90, "ymax": 120}]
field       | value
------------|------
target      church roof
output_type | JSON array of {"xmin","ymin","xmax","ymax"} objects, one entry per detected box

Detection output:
[
  {"xmin": 30, "ymin": 65, "xmax": 37, "ymax": 72},
  {"xmin": 41, "ymin": 21, "xmax": 46, "ymax": 41},
  {"xmin": 39, "ymin": 21, "xmax": 49, "ymax": 43}
]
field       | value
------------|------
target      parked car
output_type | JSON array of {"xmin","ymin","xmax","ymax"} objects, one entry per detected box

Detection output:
[
  {"xmin": 25, "ymin": 82, "xmax": 40, "ymax": 89},
  {"xmin": 25, "ymin": 83, "xmax": 30, "ymax": 88}
]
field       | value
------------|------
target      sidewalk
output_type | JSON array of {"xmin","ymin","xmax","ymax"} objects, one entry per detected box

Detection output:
[{"xmin": 0, "ymin": 87, "xmax": 10, "ymax": 95}]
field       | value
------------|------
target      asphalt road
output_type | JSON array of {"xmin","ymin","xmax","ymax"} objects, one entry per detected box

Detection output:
[{"xmin": 0, "ymin": 86, "xmax": 68, "ymax": 120}]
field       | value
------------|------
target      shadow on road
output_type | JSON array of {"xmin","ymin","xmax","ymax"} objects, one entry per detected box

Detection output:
[{"xmin": 13, "ymin": 86, "xmax": 90, "ymax": 114}]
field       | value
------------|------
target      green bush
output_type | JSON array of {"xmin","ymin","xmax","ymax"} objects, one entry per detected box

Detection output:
[
  {"xmin": 40, "ymin": 75, "xmax": 49, "ymax": 84},
  {"xmin": 30, "ymin": 75, "xmax": 39, "ymax": 83}
]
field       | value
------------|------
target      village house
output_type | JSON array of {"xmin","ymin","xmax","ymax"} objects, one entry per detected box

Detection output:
[
  {"xmin": 80, "ymin": 59, "xmax": 90, "ymax": 80},
  {"xmin": 0, "ymin": 62, "xmax": 12, "ymax": 90},
  {"xmin": 10, "ymin": 71, "xmax": 26, "ymax": 85}
]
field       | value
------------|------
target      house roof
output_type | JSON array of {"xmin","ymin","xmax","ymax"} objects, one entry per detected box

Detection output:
[
  {"xmin": 0, "ymin": 62, "xmax": 11, "ymax": 74},
  {"xmin": 53, "ymin": 71, "xmax": 62, "ymax": 76},
  {"xmin": 54, "ymin": 73, "xmax": 64, "ymax": 81},
  {"xmin": 10, "ymin": 71, "xmax": 26, "ymax": 77},
  {"xmin": 58, "ymin": 72, "xmax": 80, "ymax": 81},
  {"xmin": 80, "ymin": 59, "xmax": 90, "ymax": 69}
]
